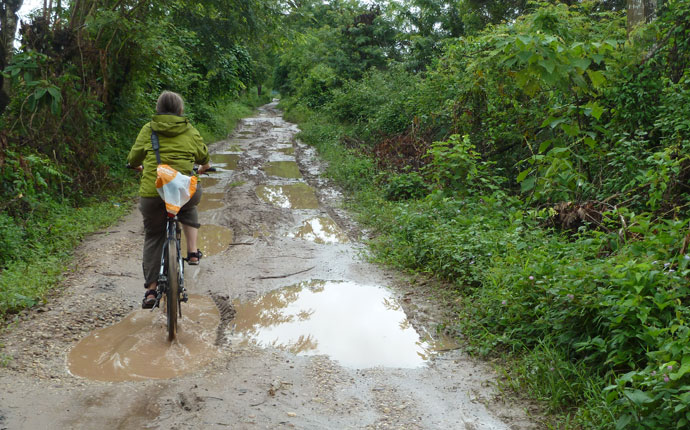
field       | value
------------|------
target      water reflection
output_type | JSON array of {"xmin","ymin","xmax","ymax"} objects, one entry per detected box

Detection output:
[
  {"xmin": 199, "ymin": 176, "xmax": 221, "ymax": 189},
  {"xmin": 181, "ymin": 224, "xmax": 234, "ymax": 257},
  {"xmin": 67, "ymin": 295, "xmax": 220, "ymax": 381},
  {"xmin": 233, "ymin": 280, "xmax": 441, "ymax": 368},
  {"xmin": 263, "ymin": 161, "xmax": 302, "ymax": 179},
  {"xmin": 197, "ymin": 192, "xmax": 225, "ymax": 212},
  {"xmin": 210, "ymin": 153, "xmax": 239, "ymax": 170},
  {"xmin": 256, "ymin": 184, "xmax": 319, "ymax": 209},
  {"xmin": 292, "ymin": 217, "xmax": 349, "ymax": 244}
]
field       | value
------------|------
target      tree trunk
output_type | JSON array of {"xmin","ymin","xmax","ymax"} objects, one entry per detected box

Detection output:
[
  {"xmin": 257, "ymin": 84, "xmax": 262, "ymax": 96},
  {"xmin": 0, "ymin": 0, "xmax": 24, "ymax": 113},
  {"xmin": 628, "ymin": 0, "xmax": 657, "ymax": 35}
]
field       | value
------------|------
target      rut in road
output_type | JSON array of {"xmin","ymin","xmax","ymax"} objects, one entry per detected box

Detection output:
[{"xmin": 0, "ymin": 102, "xmax": 539, "ymax": 430}]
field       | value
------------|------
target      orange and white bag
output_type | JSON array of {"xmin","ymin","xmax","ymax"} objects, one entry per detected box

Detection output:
[{"xmin": 155, "ymin": 164, "xmax": 197, "ymax": 215}]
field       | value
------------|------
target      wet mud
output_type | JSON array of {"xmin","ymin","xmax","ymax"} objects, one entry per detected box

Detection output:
[
  {"xmin": 0, "ymin": 101, "xmax": 538, "ymax": 430},
  {"xmin": 67, "ymin": 295, "xmax": 219, "ymax": 382}
]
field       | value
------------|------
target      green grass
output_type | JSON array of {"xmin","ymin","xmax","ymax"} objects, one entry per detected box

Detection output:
[
  {"xmin": 0, "ymin": 191, "xmax": 135, "ymax": 317},
  {"xmin": 197, "ymin": 89, "xmax": 272, "ymax": 143}
]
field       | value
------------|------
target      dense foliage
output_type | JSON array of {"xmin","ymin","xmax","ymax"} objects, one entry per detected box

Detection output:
[
  {"xmin": 278, "ymin": 0, "xmax": 690, "ymax": 428},
  {"xmin": 0, "ymin": 0, "xmax": 276, "ymax": 315}
]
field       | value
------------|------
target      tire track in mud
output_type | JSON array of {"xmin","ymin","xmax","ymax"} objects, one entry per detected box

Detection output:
[{"xmin": 210, "ymin": 292, "xmax": 236, "ymax": 346}]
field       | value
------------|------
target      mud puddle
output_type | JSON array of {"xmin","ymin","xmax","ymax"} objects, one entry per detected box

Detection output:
[
  {"xmin": 210, "ymin": 153, "xmax": 239, "ymax": 170},
  {"xmin": 181, "ymin": 224, "xmax": 234, "ymax": 257},
  {"xmin": 67, "ymin": 295, "xmax": 220, "ymax": 382},
  {"xmin": 231, "ymin": 280, "xmax": 449, "ymax": 368},
  {"xmin": 198, "ymin": 192, "xmax": 225, "ymax": 211},
  {"xmin": 256, "ymin": 183, "xmax": 319, "ymax": 209},
  {"xmin": 290, "ymin": 216, "xmax": 349, "ymax": 244},
  {"xmin": 264, "ymin": 161, "xmax": 302, "ymax": 179},
  {"xmin": 199, "ymin": 176, "xmax": 221, "ymax": 189}
]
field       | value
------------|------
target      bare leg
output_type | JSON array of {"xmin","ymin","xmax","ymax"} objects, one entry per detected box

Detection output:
[{"xmin": 182, "ymin": 224, "xmax": 199, "ymax": 261}]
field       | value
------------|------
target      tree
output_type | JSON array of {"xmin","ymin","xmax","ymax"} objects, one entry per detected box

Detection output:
[
  {"xmin": 627, "ymin": 0, "xmax": 657, "ymax": 34},
  {"xmin": 0, "ymin": 0, "xmax": 24, "ymax": 112}
]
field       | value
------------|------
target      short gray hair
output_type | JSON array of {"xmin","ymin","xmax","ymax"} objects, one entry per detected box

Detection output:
[{"xmin": 156, "ymin": 91, "xmax": 184, "ymax": 115}]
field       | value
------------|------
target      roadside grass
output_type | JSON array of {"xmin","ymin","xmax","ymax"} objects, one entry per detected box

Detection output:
[
  {"xmin": 197, "ymin": 89, "xmax": 272, "ymax": 143},
  {"xmin": 0, "ymin": 191, "xmax": 135, "ymax": 318},
  {"xmin": 286, "ymin": 102, "xmax": 690, "ymax": 429}
]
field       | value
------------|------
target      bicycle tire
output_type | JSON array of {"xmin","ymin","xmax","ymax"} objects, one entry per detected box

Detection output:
[{"xmin": 166, "ymin": 239, "xmax": 179, "ymax": 341}]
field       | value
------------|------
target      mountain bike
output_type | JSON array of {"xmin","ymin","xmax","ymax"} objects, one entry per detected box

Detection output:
[{"xmin": 151, "ymin": 211, "xmax": 189, "ymax": 341}]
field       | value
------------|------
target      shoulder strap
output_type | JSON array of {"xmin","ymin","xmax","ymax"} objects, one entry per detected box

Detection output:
[{"xmin": 151, "ymin": 130, "xmax": 162, "ymax": 165}]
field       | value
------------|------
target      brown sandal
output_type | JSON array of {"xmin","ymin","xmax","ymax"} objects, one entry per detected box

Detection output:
[{"xmin": 142, "ymin": 289, "xmax": 157, "ymax": 309}]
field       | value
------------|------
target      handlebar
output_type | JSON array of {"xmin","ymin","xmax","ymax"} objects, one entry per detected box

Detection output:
[{"xmin": 126, "ymin": 164, "xmax": 216, "ymax": 174}]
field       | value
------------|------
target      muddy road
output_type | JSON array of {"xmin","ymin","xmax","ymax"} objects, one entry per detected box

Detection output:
[{"xmin": 0, "ymin": 102, "xmax": 538, "ymax": 429}]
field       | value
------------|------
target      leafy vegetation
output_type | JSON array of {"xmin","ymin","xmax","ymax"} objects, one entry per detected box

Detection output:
[{"xmin": 278, "ymin": 0, "xmax": 690, "ymax": 427}]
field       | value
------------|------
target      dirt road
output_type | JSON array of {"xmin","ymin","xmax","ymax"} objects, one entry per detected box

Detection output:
[{"xmin": 0, "ymin": 102, "xmax": 538, "ymax": 429}]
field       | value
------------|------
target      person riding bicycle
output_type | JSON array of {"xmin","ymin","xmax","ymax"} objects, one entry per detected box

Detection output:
[{"xmin": 127, "ymin": 91, "xmax": 211, "ymax": 308}]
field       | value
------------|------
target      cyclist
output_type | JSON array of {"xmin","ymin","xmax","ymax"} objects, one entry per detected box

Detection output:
[{"xmin": 127, "ymin": 91, "xmax": 211, "ymax": 308}]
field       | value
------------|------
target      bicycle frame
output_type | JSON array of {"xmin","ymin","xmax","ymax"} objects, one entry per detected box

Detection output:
[{"xmin": 152, "ymin": 213, "xmax": 188, "ymax": 313}]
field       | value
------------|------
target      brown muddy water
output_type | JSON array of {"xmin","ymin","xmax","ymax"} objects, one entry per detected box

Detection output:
[
  {"xmin": 256, "ymin": 183, "xmax": 319, "ymax": 209},
  {"xmin": 210, "ymin": 153, "xmax": 239, "ymax": 170},
  {"xmin": 198, "ymin": 192, "xmax": 225, "ymax": 212},
  {"xmin": 199, "ymin": 176, "xmax": 221, "ymax": 189},
  {"xmin": 232, "ymin": 280, "xmax": 451, "ymax": 369},
  {"xmin": 277, "ymin": 147, "xmax": 295, "ymax": 155},
  {"xmin": 226, "ymin": 144, "xmax": 243, "ymax": 152},
  {"xmin": 67, "ymin": 295, "xmax": 219, "ymax": 382},
  {"xmin": 263, "ymin": 161, "xmax": 302, "ymax": 179},
  {"xmin": 291, "ymin": 216, "xmax": 349, "ymax": 244},
  {"xmin": 181, "ymin": 224, "xmax": 234, "ymax": 257}
]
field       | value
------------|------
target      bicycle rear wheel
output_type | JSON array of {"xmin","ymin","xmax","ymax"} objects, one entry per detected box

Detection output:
[{"xmin": 165, "ymin": 239, "xmax": 179, "ymax": 341}]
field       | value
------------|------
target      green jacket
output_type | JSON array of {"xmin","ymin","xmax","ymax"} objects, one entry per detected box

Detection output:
[{"xmin": 128, "ymin": 115, "xmax": 210, "ymax": 197}]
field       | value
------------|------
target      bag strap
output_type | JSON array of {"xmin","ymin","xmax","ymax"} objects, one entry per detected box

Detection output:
[{"xmin": 151, "ymin": 130, "xmax": 162, "ymax": 165}]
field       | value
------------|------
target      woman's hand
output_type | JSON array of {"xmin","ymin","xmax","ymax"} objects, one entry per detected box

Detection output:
[
  {"xmin": 127, "ymin": 164, "xmax": 144, "ymax": 172},
  {"xmin": 197, "ymin": 163, "xmax": 211, "ymax": 174}
]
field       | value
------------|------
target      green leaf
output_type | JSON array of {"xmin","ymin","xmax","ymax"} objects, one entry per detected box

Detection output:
[
  {"xmin": 47, "ymin": 86, "xmax": 61, "ymax": 101},
  {"xmin": 615, "ymin": 414, "xmax": 632, "ymax": 430},
  {"xmin": 50, "ymin": 97, "xmax": 60, "ymax": 115},
  {"xmin": 538, "ymin": 59, "xmax": 556, "ymax": 74},
  {"xmin": 516, "ymin": 169, "xmax": 531, "ymax": 183},
  {"xmin": 538, "ymin": 140, "xmax": 551, "ymax": 153},
  {"xmin": 33, "ymin": 87, "xmax": 47, "ymax": 101},
  {"xmin": 572, "ymin": 58, "xmax": 592, "ymax": 72},
  {"xmin": 624, "ymin": 389, "xmax": 653, "ymax": 405},
  {"xmin": 584, "ymin": 137, "xmax": 596, "ymax": 149},
  {"xmin": 587, "ymin": 70, "xmax": 607, "ymax": 89},
  {"xmin": 517, "ymin": 34, "xmax": 532, "ymax": 46},
  {"xmin": 561, "ymin": 123, "xmax": 580, "ymax": 137},
  {"xmin": 671, "ymin": 355, "xmax": 690, "ymax": 380},
  {"xmin": 587, "ymin": 102, "xmax": 606, "ymax": 120},
  {"xmin": 545, "ymin": 117, "xmax": 568, "ymax": 129},
  {"xmin": 520, "ymin": 176, "xmax": 536, "ymax": 193}
]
